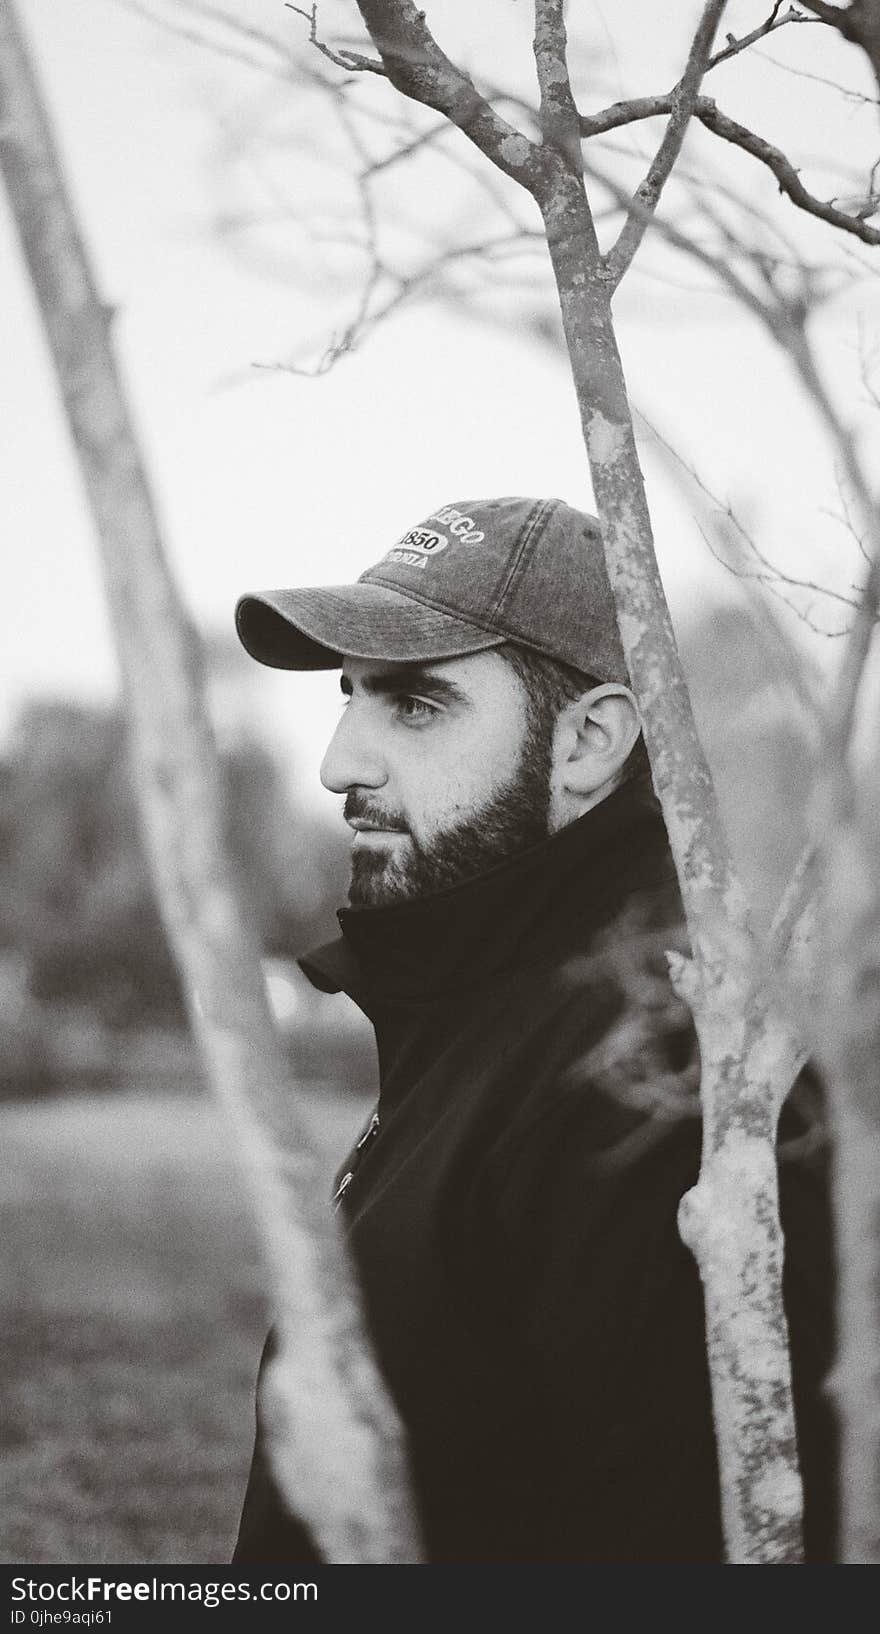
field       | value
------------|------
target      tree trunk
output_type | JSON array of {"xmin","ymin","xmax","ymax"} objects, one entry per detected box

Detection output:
[
  {"xmin": 0, "ymin": 0, "xmax": 421, "ymax": 1563},
  {"xmin": 534, "ymin": 153, "xmax": 805, "ymax": 1566},
  {"xmin": 814, "ymin": 740, "xmax": 880, "ymax": 1562}
]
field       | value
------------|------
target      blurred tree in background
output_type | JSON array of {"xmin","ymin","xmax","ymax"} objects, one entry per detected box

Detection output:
[
  {"xmin": 0, "ymin": 691, "xmax": 351, "ymax": 1091},
  {"xmin": 1, "ymin": 701, "xmax": 181, "ymax": 1026},
  {"xmin": 223, "ymin": 735, "xmax": 349, "ymax": 966}
]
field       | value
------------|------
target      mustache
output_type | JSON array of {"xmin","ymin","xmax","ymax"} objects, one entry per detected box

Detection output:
[{"xmin": 344, "ymin": 792, "xmax": 409, "ymax": 832}]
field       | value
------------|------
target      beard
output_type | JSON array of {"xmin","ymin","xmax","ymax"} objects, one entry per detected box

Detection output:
[{"xmin": 345, "ymin": 722, "xmax": 553, "ymax": 909}]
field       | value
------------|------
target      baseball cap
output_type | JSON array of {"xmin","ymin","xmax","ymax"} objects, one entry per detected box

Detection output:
[{"xmin": 235, "ymin": 496, "xmax": 628, "ymax": 683}]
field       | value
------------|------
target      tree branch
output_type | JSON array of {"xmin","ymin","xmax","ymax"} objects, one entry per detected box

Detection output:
[
  {"xmin": 635, "ymin": 404, "xmax": 864, "ymax": 650},
  {"xmin": 116, "ymin": 0, "xmax": 295, "ymax": 79},
  {"xmin": 353, "ymin": 0, "xmax": 544, "ymax": 189},
  {"xmin": 527, "ymin": 12, "xmax": 757, "ymax": 957},
  {"xmin": 751, "ymin": 45, "xmax": 880, "ymax": 103},
  {"xmin": 249, "ymin": 227, "xmax": 546, "ymax": 378},
  {"xmin": 533, "ymin": 0, "xmax": 583, "ymax": 164},
  {"xmin": 583, "ymin": 93, "xmax": 880, "ymax": 246},
  {"xmin": 587, "ymin": 151, "xmax": 880, "ymax": 669},
  {"xmin": 287, "ymin": 3, "xmax": 386, "ymax": 74},
  {"xmin": 709, "ymin": 2, "xmax": 823, "ymax": 68},
  {"xmin": 769, "ymin": 841, "xmax": 818, "ymax": 967},
  {"xmin": 604, "ymin": 0, "xmax": 729, "ymax": 288},
  {"xmin": 360, "ymin": 117, "xmax": 448, "ymax": 176},
  {"xmin": 778, "ymin": 323, "xmax": 880, "ymax": 774},
  {"xmin": 698, "ymin": 98, "xmax": 880, "ymax": 243}
]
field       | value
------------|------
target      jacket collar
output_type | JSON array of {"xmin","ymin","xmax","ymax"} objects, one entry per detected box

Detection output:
[{"xmin": 298, "ymin": 779, "xmax": 676, "ymax": 1012}]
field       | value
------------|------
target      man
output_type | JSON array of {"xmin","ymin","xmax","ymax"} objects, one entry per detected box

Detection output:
[{"xmin": 232, "ymin": 496, "xmax": 836, "ymax": 1563}]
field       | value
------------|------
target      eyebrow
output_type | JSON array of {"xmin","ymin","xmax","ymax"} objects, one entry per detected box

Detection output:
[{"xmin": 339, "ymin": 665, "xmax": 470, "ymax": 706}]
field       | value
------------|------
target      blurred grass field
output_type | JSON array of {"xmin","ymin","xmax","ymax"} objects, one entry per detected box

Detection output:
[{"xmin": 0, "ymin": 1085, "xmax": 370, "ymax": 1565}]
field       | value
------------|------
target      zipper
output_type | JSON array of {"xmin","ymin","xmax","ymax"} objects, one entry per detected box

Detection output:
[
  {"xmin": 332, "ymin": 1170, "xmax": 354, "ymax": 1212},
  {"xmin": 355, "ymin": 1109, "xmax": 381, "ymax": 1150},
  {"xmin": 333, "ymin": 1107, "xmax": 380, "ymax": 1212}
]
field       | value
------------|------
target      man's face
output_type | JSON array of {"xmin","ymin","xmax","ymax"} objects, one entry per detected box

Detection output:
[{"xmin": 319, "ymin": 651, "xmax": 554, "ymax": 907}]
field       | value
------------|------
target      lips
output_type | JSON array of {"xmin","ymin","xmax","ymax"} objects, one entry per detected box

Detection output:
[
  {"xmin": 348, "ymin": 820, "xmax": 406, "ymax": 835},
  {"xmin": 344, "ymin": 795, "xmax": 409, "ymax": 834}
]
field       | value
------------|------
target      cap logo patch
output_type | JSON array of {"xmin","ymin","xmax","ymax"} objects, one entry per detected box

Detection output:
[
  {"xmin": 428, "ymin": 506, "xmax": 485, "ymax": 544},
  {"xmin": 382, "ymin": 526, "xmax": 449, "ymax": 570},
  {"xmin": 396, "ymin": 526, "xmax": 448, "ymax": 556}
]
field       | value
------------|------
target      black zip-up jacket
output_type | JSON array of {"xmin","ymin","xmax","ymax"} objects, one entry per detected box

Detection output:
[{"xmin": 233, "ymin": 780, "xmax": 837, "ymax": 1563}]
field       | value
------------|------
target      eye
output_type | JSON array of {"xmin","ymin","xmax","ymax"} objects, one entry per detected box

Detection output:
[{"xmin": 392, "ymin": 693, "xmax": 437, "ymax": 723}]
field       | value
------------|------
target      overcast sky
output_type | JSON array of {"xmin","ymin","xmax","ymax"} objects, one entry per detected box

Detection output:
[{"xmin": 3, "ymin": 0, "xmax": 878, "ymax": 813}]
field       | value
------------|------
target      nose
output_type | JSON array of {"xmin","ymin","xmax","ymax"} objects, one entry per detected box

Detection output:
[{"xmin": 319, "ymin": 702, "xmax": 388, "ymax": 794}]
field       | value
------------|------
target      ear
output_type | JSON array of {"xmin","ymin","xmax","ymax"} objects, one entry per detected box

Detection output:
[{"xmin": 555, "ymin": 683, "xmax": 642, "ymax": 807}]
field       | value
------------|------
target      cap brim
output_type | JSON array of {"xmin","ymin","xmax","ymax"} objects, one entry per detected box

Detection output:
[{"xmin": 235, "ymin": 582, "xmax": 505, "ymax": 670}]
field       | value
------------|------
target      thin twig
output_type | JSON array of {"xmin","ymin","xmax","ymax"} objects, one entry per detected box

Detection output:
[
  {"xmin": 592, "ymin": 156, "xmax": 880, "ymax": 663},
  {"xmin": 709, "ymin": 3, "xmax": 822, "ymax": 68},
  {"xmin": 637, "ymin": 406, "xmax": 862, "ymax": 618},
  {"xmin": 588, "ymin": 155, "xmax": 776, "ymax": 319},
  {"xmin": 831, "ymin": 406, "xmax": 875, "ymax": 567},
  {"xmin": 287, "ymin": 3, "xmax": 387, "ymax": 75},
  {"xmin": 823, "ymin": 497, "xmax": 872, "ymax": 567},
  {"xmin": 750, "ymin": 46, "xmax": 880, "ymax": 103},
  {"xmin": 248, "ymin": 227, "xmax": 546, "ymax": 377},
  {"xmin": 634, "ymin": 409, "xmax": 830, "ymax": 710},
  {"xmin": 799, "ymin": 432, "xmax": 880, "ymax": 756},
  {"xmin": 158, "ymin": 0, "xmax": 297, "ymax": 60},
  {"xmin": 768, "ymin": 841, "xmax": 818, "ymax": 965},
  {"xmin": 604, "ymin": 0, "xmax": 729, "ymax": 287},
  {"xmin": 361, "ymin": 118, "xmax": 448, "ymax": 176},
  {"xmin": 114, "ymin": 0, "xmax": 296, "ymax": 78}
]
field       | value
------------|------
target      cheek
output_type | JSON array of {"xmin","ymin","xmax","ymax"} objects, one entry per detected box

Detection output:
[
  {"xmin": 403, "ymin": 769, "xmax": 469, "ymax": 838},
  {"xmin": 406, "ymin": 726, "xmax": 523, "ymax": 836}
]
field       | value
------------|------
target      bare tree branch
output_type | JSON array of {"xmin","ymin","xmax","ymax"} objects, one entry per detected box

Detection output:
[
  {"xmin": 590, "ymin": 154, "xmax": 781, "ymax": 318},
  {"xmin": 636, "ymin": 405, "xmax": 864, "ymax": 641},
  {"xmin": 587, "ymin": 148, "xmax": 880, "ymax": 566},
  {"xmin": 633, "ymin": 405, "xmax": 830, "ymax": 721},
  {"xmin": 157, "ymin": 0, "xmax": 296, "ymax": 62},
  {"xmin": 709, "ymin": 2, "xmax": 823, "ymax": 67},
  {"xmin": 582, "ymin": 93, "xmax": 880, "ymax": 246},
  {"xmin": 287, "ymin": 3, "xmax": 386, "ymax": 75},
  {"xmin": 604, "ymin": 0, "xmax": 729, "ymax": 288},
  {"xmin": 360, "ymin": 117, "xmax": 447, "ymax": 176},
  {"xmin": 247, "ymin": 225, "xmax": 546, "ymax": 377},
  {"xmin": 533, "ymin": 0, "xmax": 584, "ymax": 161},
  {"xmin": 769, "ymin": 840, "xmax": 818, "ymax": 966},
  {"xmin": 353, "ymin": 0, "xmax": 545, "ymax": 189},
  {"xmin": 752, "ymin": 44, "xmax": 880, "ymax": 102},
  {"xmin": 697, "ymin": 100, "xmax": 880, "ymax": 242},
  {"xmin": 778, "ymin": 327, "xmax": 880, "ymax": 767},
  {"xmin": 115, "ymin": 0, "xmax": 298, "ymax": 79}
]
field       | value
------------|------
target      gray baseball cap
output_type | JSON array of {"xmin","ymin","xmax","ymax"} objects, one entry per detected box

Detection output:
[{"xmin": 235, "ymin": 496, "xmax": 628, "ymax": 683}]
